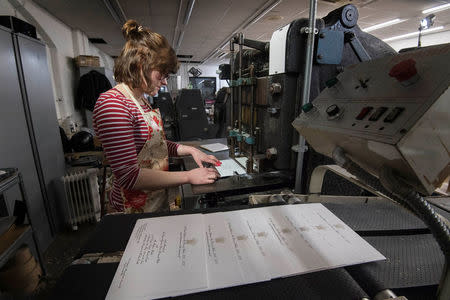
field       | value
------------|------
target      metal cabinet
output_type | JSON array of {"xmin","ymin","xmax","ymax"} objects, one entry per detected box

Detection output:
[{"xmin": 0, "ymin": 25, "xmax": 65, "ymax": 251}]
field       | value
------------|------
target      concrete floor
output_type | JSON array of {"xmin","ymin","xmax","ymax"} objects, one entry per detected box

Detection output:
[{"xmin": 35, "ymin": 223, "xmax": 97, "ymax": 299}]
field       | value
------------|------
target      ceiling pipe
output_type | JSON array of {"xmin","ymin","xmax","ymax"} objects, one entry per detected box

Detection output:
[
  {"xmin": 242, "ymin": 0, "xmax": 282, "ymax": 30},
  {"xmin": 176, "ymin": 31, "xmax": 185, "ymax": 50},
  {"xmin": 183, "ymin": 0, "xmax": 196, "ymax": 26},
  {"xmin": 202, "ymin": 49, "xmax": 220, "ymax": 64},
  {"xmin": 173, "ymin": 0, "xmax": 184, "ymax": 46},
  {"xmin": 102, "ymin": 0, "xmax": 127, "ymax": 25},
  {"xmin": 176, "ymin": 0, "xmax": 195, "ymax": 52},
  {"xmin": 201, "ymin": 0, "xmax": 282, "ymax": 62}
]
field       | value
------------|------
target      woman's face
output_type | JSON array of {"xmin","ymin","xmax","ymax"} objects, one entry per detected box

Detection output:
[{"xmin": 144, "ymin": 70, "xmax": 168, "ymax": 96}]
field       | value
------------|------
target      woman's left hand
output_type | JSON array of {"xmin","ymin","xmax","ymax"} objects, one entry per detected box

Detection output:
[
  {"xmin": 189, "ymin": 147, "xmax": 219, "ymax": 168},
  {"xmin": 178, "ymin": 145, "xmax": 219, "ymax": 168}
]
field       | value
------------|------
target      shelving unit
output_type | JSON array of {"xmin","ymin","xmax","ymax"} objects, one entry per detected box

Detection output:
[{"xmin": 0, "ymin": 170, "xmax": 45, "ymax": 275}]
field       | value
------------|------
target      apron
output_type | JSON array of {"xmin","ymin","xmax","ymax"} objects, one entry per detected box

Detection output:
[{"xmin": 115, "ymin": 83, "xmax": 170, "ymax": 213}]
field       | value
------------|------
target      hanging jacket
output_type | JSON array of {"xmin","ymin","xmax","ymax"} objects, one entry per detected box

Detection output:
[{"xmin": 76, "ymin": 70, "xmax": 112, "ymax": 111}]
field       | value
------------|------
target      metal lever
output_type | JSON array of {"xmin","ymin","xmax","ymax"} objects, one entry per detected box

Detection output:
[{"xmin": 345, "ymin": 31, "xmax": 371, "ymax": 62}]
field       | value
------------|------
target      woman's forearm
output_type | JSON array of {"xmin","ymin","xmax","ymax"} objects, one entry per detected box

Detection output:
[
  {"xmin": 133, "ymin": 165, "xmax": 220, "ymax": 190},
  {"xmin": 133, "ymin": 168, "xmax": 189, "ymax": 191},
  {"xmin": 176, "ymin": 144, "xmax": 195, "ymax": 156}
]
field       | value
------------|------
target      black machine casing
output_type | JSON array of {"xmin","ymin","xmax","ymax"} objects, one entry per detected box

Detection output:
[
  {"xmin": 153, "ymin": 92, "xmax": 179, "ymax": 141},
  {"xmin": 176, "ymin": 89, "xmax": 218, "ymax": 141}
]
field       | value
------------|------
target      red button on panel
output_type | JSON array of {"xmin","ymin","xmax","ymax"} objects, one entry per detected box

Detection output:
[
  {"xmin": 356, "ymin": 106, "xmax": 373, "ymax": 120},
  {"xmin": 389, "ymin": 59, "xmax": 417, "ymax": 82}
]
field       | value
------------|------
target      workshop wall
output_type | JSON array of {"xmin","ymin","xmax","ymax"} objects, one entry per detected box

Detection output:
[
  {"xmin": 386, "ymin": 30, "xmax": 450, "ymax": 52},
  {"xmin": 0, "ymin": 0, "xmax": 115, "ymax": 132}
]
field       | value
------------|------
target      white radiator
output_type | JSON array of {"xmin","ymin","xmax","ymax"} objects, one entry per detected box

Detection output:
[{"xmin": 62, "ymin": 168, "xmax": 101, "ymax": 230}]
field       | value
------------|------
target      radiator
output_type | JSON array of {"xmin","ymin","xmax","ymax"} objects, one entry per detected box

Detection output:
[{"xmin": 62, "ymin": 168, "xmax": 101, "ymax": 230}]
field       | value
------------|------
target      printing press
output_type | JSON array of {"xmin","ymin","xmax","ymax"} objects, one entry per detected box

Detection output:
[
  {"xmin": 50, "ymin": 4, "xmax": 449, "ymax": 300},
  {"xmin": 180, "ymin": 4, "xmax": 396, "ymax": 208}
]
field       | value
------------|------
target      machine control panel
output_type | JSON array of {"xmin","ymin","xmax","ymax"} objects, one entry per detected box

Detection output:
[
  {"xmin": 293, "ymin": 43, "xmax": 450, "ymax": 194},
  {"xmin": 295, "ymin": 43, "xmax": 450, "ymax": 145}
]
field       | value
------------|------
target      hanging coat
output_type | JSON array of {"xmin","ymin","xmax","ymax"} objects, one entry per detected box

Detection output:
[{"xmin": 76, "ymin": 70, "xmax": 112, "ymax": 111}]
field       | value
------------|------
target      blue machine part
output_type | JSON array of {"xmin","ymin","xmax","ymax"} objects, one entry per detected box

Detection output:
[
  {"xmin": 316, "ymin": 28, "xmax": 344, "ymax": 64},
  {"xmin": 229, "ymin": 129, "xmax": 238, "ymax": 137},
  {"xmin": 245, "ymin": 135, "xmax": 256, "ymax": 145}
]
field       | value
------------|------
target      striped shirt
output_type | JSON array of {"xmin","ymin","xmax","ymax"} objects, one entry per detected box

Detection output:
[{"xmin": 93, "ymin": 88, "xmax": 179, "ymax": 211}]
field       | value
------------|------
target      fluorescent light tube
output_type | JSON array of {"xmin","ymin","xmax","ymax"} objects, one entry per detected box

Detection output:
[
  {"xmin": 363, "ymin": 19, "xmax": 405, "ymax": 32},
  {"xmin": 383, "ymin": 26, "xmax": 444, "ymax": 42},
  {"xmin": 422, "ymin": 3, "xmax": 450, "ymax": 14}
]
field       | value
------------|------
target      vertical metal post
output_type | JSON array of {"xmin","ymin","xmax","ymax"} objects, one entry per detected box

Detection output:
[
  {"xmin": 248, "ymin": 64, "xmax": 255, "ymax": 173},
  {"xmin": 294, "ymin": 0, "xmax": 317, "ymax": 193},
  {"xmin": 229, "ymin": 39, "xmax": 235, "ymax": 158},
  {"xmin": 238, "ymin": 33, "xmax": 244, "ymax": 154}
]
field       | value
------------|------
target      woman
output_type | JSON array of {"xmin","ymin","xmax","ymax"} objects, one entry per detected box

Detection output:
[{"xmin": 93, "ymin": 20, "xmax": 220, "ymax": 213}]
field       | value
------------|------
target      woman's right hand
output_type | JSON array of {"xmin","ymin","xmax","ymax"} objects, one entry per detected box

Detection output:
[{"xmin": 187, "ymin": 167, "xmax": 220, "ymax": 185}]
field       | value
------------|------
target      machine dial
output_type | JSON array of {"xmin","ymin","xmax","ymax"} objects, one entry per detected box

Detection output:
[
  {"xmin": 326, "ymin": 104, "xmax": 344, "ymax": 120},
  {"xmin": 326, "ymin": 104, "xmax": 340, "ymax": 117}
]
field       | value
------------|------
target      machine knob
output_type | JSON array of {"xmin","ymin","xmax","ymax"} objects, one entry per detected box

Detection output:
[
  {"xmin": 326, "ymin": 104, "xmax": 340, "ymax": 117},
  {"xmin": 270, "ymin": 83, "xmax": 282, "ymax": 95}
]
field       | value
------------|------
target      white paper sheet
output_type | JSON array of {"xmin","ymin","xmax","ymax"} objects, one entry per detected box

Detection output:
[
  {"xmin": 105, "ymin": 214, "xmax": 208, "ymax": 300},
  {"xmin": 199, "ymin": 143, "xmax": 229, "ymax": 152},
  {"xmin": 203, "ymin": 213, "xmax": 245, "ymax": 289},
  {"xmin": 237, "ymin": 207, "xmax": 304, "ymax": 278},
  {"xmin": 221, "ymin": 211, "xmax": 272, "ymax": 283},
  {"xmin": 280, "ymin": 204, "xmax": 385, "ymax": 267},
  {"xmin": 215, "ymin": 159, "xmax": 246, "ymax": 177}
]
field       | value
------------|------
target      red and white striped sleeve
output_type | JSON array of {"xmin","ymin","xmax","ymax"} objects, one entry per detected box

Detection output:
[
  {"xmin": 166, "ymin": 140, "xmax": 179, "ymax": 157},
  {"xmin": 93, "ymin": 93, "xmax": 140, "ymax": 190}
]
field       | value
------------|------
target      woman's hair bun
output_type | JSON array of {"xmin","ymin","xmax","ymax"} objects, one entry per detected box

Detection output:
[{"xmin": 122, "ymin": 19, "xmax": 143, "ymax": 41}]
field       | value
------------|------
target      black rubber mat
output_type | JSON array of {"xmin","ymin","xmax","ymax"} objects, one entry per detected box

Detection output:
[
  {"xmin": 50, "ymin": 263, "xmax": 368, "ymax": 300},
  {"xmin": 323, "ymin": 200, "xmax": 428, "ymax": 234},
  {"xmin": 346, "ymin": 234, "xmax": 444, "ymax": 291}
]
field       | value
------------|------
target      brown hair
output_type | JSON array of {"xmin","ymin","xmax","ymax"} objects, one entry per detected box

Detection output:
[{"xmin": 114, "ymin": 20, "xmax": 179, "ymax": 89}]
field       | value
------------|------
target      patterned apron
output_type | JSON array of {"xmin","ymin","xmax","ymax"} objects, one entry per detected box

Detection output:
[{"xmin": 115, "ymin": 83, "xmax": 170, "ymax": 213}]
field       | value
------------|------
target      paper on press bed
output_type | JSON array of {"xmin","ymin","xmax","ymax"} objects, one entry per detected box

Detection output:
[
  {"xmin": 215, "ymin": 158, "xmax": 246, "ymax": 177},
  {"xmin": 199, "ymin": 142, "xmax": 229, "ymax": 152},
  {"xmin": 106, "ymin": 204, "xmax": 385, "ymax": 299}
]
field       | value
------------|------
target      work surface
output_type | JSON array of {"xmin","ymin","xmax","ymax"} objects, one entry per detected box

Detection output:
[
  {"xmin": 50, "ymin": 198, "xmax": 447, "ymax": 300},
  {"xmin": 177, "ymin": 138, "xmax": 294, "ymax": 209}
]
